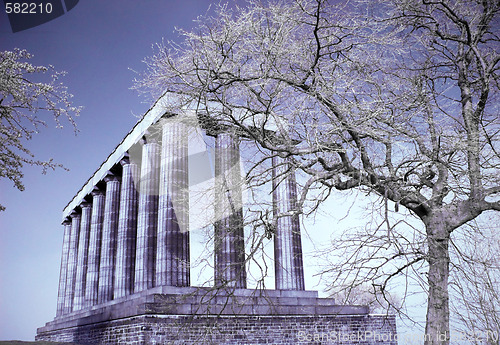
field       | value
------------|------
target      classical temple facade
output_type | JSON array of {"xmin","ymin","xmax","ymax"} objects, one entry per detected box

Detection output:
[{"xmin": 36, "ymin": 98, "xmax": 397, "ymax": 345}]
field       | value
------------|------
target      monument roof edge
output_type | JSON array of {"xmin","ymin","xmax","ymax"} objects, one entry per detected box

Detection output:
[{"xmin": 61, "ymin": 95, "xmax": 174, "ymax": 221}]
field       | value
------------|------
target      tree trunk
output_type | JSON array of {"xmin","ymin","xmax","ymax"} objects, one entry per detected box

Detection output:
[{"xmin": 425, "ymin": 219, "xmax": 451, "ymax": 345}]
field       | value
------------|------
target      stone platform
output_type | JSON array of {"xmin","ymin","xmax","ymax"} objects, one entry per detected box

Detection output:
[{"xmin": 37, "ymin": 287, "xmax": 397, "ymax": 345}]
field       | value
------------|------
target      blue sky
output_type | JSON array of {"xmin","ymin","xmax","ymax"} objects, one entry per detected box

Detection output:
[{"xmin": 0, "ymin": 0, "xmax": 243, "ymax": 340}]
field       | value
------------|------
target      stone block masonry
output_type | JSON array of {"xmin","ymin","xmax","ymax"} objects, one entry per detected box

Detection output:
[
  {"xmin": 37, "ymin": 314, "xmax": 396, "ymax": 345},
  {"xmin": 37, "ymin": 287, "xmax": 396, "ymax": 345}
]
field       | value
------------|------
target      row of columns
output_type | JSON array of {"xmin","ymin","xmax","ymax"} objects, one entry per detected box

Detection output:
[{"xmin": 55, "ymin": 119, "xmax": 304, "ymax": 317}]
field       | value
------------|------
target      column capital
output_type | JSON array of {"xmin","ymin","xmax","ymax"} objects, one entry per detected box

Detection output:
[
  {"xmin": 104, "ymin": 172, "xmax": 121, "ymax": 183},
  {"xmin": 80, "ymin": 202, "xmax": 92, "ymax": 209},
  {"xmin": 197, "ymin": 113, "xmax": 232, "ymax": 137},
  {"xmin": 70, "ymin": 210, "xmax": 81, "ymax": 219},
  {"xmin": 91, "ymin": 187, "xmax": 104, "ymax": 197},
  {"xmin": 119, "ymin": 154, "xmax": 130, "ymax": 166},
  {"xmin": 62, "ymin": 217, "xmax": 72, "ymax": 226},
  {"xmin": 140, "ymin": 131, "xmax": 160, "ymax": 145}
]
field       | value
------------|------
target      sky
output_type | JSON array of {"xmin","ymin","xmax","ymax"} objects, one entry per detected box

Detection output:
[{"xmin": 0, "ymin": 0, "xmax": 430, "ymax": 341}]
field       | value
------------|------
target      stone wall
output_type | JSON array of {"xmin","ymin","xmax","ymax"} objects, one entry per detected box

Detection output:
[
  {"xmin": 38, "ymin": 288, "xmax": 397, "ymax": 345},
  {"xmin": 36, "ymin": 314, "xmax": 397, "ymax": 345}
]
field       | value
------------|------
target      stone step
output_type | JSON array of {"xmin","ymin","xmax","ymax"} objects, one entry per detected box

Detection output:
[{"xmin": 38, "ymin": 288, "xmax": 368, "ymax": 332}]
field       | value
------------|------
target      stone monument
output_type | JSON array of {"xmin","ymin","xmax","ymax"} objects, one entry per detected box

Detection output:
[{"xmin": 36, "ymin": 98, "xmax": 397, "ymax": 345}]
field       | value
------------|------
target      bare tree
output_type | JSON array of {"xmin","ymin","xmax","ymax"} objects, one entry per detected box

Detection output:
[
  {"xmin": 134, "ymin": 0, "xmax": 500, "ymax": 344},
  {"xmin": 330, "ymin": 280, "xmax": 402, "ymax": 314},
  {"xmin": 0, "ymin": 48, "xmax": 80, "ymax": 210}
]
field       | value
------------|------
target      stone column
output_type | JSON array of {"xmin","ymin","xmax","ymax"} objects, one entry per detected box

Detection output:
[
  {"xmin": 135, "ymin": 140, "xmax": 160, "ymax": 292},
  {"xmin": 73, "ymin": 202, "xmax": 92, "ymax": 310},
  {"xmin": 56, "ymin": 218, "xmax": 72, "ymax": 316},
  {"xmin": 114, "ymin": 156, "xmax": 139, "ymax": 298},
  {"xmin": 156, "ymin": 119, "xmax": 190, "ymax": 287},
  {"xmin": 63, "ymin": 210, "xmax": 81, "ymax": 313},
  {"xmin": 85, "ymin": 188, "xmax": 105, "ymax": 307},
  {"xmin": 272, "ymin": 155, "xmax": 305, "ymax": 290},
  {"xmin": 214, "ymin": 131, "xmax": 246, "ymax": 289},
  {"xmin": 98, "ymin": 173, "xmax": 121, "ymax": 303}
]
